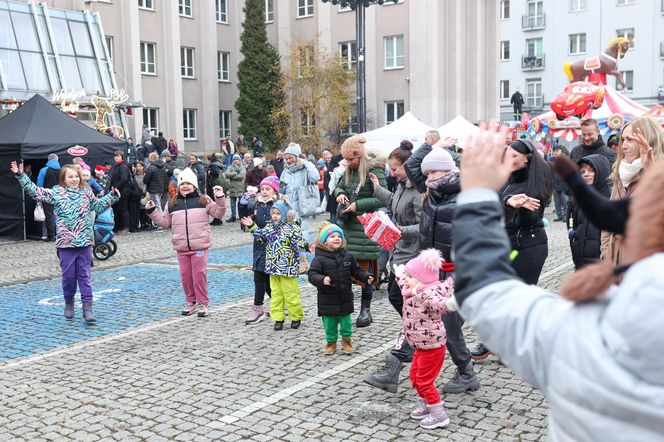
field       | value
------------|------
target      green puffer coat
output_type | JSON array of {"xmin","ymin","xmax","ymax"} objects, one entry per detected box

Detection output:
[
  {"xmin": 224, "ymin": 163, "xmax": 246, "ymax": 197},
  {"xmin": 333, "ymin": 152, "xmax": 387, "ymax": 260}
]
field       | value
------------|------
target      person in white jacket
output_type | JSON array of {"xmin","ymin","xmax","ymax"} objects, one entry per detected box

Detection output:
[
  {"xmin": 279, "ymin": 143, "xmax": 319, "ymax": 216},
  {"xmin": 452, "ymin": 122, "xmax": 664, "ymax": 441}
]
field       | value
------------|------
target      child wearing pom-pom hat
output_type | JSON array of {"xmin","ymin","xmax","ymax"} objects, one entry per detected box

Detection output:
[{"xmin": 395, "ymin": 248, "xmax": 456, "ymax": 430}]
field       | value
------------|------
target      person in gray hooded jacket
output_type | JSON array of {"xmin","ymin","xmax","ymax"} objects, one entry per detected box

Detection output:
[{"xmin": 453, "ymin": 123, "xmax": 664, "ymax": 442}]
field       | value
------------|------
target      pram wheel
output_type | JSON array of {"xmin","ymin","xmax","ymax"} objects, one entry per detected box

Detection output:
[
  {"xmin": 93, "ymin": 242, "xmax": 113, "ymax": 261},
  {"xmin": 107, "ymin": 239, "xmax": 117, "ymax": 256}
]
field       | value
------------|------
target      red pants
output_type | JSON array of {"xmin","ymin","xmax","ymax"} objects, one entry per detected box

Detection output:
[
  {"xmin": 177, "ymin": 249, "xmax": 209, "ymax": 305},
  {"xmin": 410, "ymin": 346, "xmax": 446, "ymax": 405}
]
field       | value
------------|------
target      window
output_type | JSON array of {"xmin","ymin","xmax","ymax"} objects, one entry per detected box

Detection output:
[
  {"xmin": 384, "ymin": 35, "xmax": 404, "ymax": 69},
  {"xmin": 301, "ymin": 109, "xmax": 316, "ymax": 135},
  {"xmin": 569, "ymin": 0, "xmax": 586, "ymax": 11},
  {"xmin": 385, "ymin": 101, "xmax": 404, "ymax": 124},
  {"xmin": 526, "ymin": 0, "xmax": 543, "ymax": 17},
  {"xmin": 105, "ymin": 36, "xmax": 113, "ymax": 62},
  {"xmin": 219, "ymin": 111, "xmax": 231, "ymax": 138},
  {"xmin": 179, "ymin": 0, "xmax": 192, "ymax": 17},
  {"xmin": 526, "ymin": 79, "xmax": 542, "ymax": 107},
  {"xmin": 569, "ymin": 33, "xmax": 586, "ymax": 54},
  {"xmin": 500, "ymin": 41, "xmax": 510, "ymax": 60},
  {"xmin": 297, "ymin": 0, "xmax": 314, "ymax": 18},
  {"xmin": 616, "ymin": 0, "xmax": 634, "ymax": 5},
  {"xmin": 616, "ymin": 70, "xmax": 633, "ymax": 92},
  {"xmin": 616, "ymin": 28, "xmax": 635, "ymax": 49},
  {"xmin": 526, "ymin": 38, "xmax": 543, "ymax": 57},
  {"xmin": 500, "ymin": 80, "xmax": 510, "ymax": 100},
  {"xmin": 217, "ymin": 51, "xmax": 230, "ymax": 82},
  {"xmin": 298, "ymin": 45, "xmax": 314, "ymax": 78},
  {"xmin": 500, "ymin": 0, "xmax": 510, "ymax": 19},
  {"xmin": 523, "ymin": 0, "xmax": 544, "ymax": 28},
  {"xmin": 216, "ymin": 0, "xmax": 228, "ymax": 23},
  {"xmin": 339, "ymin": 41, "xmax": 357, "ymax": 69},
  {"xmin": 265, "ymin": 0, "xmax": 274, "ymax": 22},
  {"xmin": 140, "ymin": 42, "xmax": 156, "ymax": 74},
  {"xmin": 138, "ymin": 0, "xmax": 155, "ymax": 10},
  {"xmin": 183, "ymin": 109, "xmax": 197, "ymax": 140},
  {"xmin": 142, "ymin": 107, "xmax": 158, "ymax": 134},
  {"xmin": 180, "ymin": 47, "xmax": 195, "ymax": 78}
]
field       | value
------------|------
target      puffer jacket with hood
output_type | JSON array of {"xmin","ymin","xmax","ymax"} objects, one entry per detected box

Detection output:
[
  {"xmin": 333, "ymin": 151, "xmax": 387, "ymax": 261},
  {"xmin": 279, "ymin": 159, "xmax": 320, "ymax": 215},
  {"xmin": 37, "ymin": 159, "xmax": 61, "ymax": 188},
  {"xmin": 148, "ymin": 190, "xmax": 226, "ymax": 252},
  {"xmin": 249, "ymin": 214, "xmax": 307, "ymax": 278},
  {"xmin": 143, "ymin": 159, "xmax": 166, "ymax": 195},
  {"xmin": 251, "ymin": 195, "xmax": 276, "ymax": 272},
  {"xmin": 569, "ymin": 154, "xmax": 611, "ymax": 268},
  {"xmin": 224, "ymin": 163, "xmax": 246, "ymax": 197}
]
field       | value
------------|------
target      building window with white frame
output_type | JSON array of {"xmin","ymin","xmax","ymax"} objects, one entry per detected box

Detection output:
[
  {"xmin": 217, "ymin": 51, "xmax": 230, "ymax": 82},
  {"xmin": 181, "ymin": 47, "xmax": 195, "ymax": 78},
  {"xmin": 339, "ymin": 41, "xmax": 357, "ymax": 70},
  {"xmin": 216, "ymin": 0, "xmax": 228, "ymax": 23},
  {"xmin": 500, "ymin": 0, "xmax": 510, "ymax": 19},
  {"xmin": 616, "ymin": 28, "xmax": 635, "ymax": 48},
  {"xmin": 500, "ymin": 80, "xmax": 510, "ymax": 100},
  {"xmin": 265, "ymin": 0, "xmax": 274, "ymax": 22},
  {"xmin": 385, "ymin": 101, "xmax": 404, "ymax": 124},
  {"xmin": 569, "ymin": 0, "xmax": 586, "ymax": 11},
  {"xmin": 183, "ymin": 109, "xmax": 197, "ymax": 140},
  {"xmin": 142, "ymin": 107, "xmax": 158, "ymax": 133},
  {"xmin": 500, "ymin": 41, "xmax": 510, "ymax": 60},
  {"xmin": 301, "ymin": 109, "xmax": 316, "ymax": 135},
  {"xmin": 179, "ymin": 0, "xmax": 193, "ymax": 17},
  {"xmin": 138, "ymin": 0, "xmax": 155, "ymax": 10},
  {"xmin": 105, "ymin": 36, "xmax": 114, "ymax": 62},
  {"xmin": 526, "ymin": 79, "xmax": 543, "ymax": 108},
  {"xmin": 219, "ymin": 111, "xmax": 232, "ymax": 138},
  {"xmin": 616, "ymin": 70, "xmax": 633, "ymax": 92},
  {"xmin": 569, "ymin": 33, "xmax": 586, "ymax": 55},
  {"xmin": 140, "ymin": 42, "xmax": 156, "ymax": 74},
  {"xmin": 297, "ymin": 0, "xmax": 314, "ymax": 18},
  {"xmin": 384, "ymin": 35, "xmax": 404, "ymax": 69}
]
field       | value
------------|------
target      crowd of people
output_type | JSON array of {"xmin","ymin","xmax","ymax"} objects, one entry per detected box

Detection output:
[{"xmin": 14, "ymin": 115, "xmax": 664, "ymax": 436}]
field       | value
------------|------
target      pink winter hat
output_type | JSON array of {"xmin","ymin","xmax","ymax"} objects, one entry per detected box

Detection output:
[
  {"xmin": 404, "ymin": 249, "xmax": 443, "ymax": 285},
  {"xmin": 260, "ymin": 176, "xmax": 280, "ymax": 194}
]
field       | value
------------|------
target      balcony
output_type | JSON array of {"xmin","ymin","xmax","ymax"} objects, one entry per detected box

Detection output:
[
  {"xmin": 522, "ymin": 13, "xmax": 546, "ymax": 30},
  {"xmin": 521, "ymin": 55, "xmax": 545, "ymax": 70}
]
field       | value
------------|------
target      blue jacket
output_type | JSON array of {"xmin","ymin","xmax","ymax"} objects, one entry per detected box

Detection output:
[{"xmin": 37, "ymin": 159, "xmax": 61, "ymax": 188}]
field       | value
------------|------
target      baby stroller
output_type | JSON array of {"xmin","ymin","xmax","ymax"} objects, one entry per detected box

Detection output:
[{"xmin": 93, "ymin": 208, "xmax": 118, "ymax": 260}]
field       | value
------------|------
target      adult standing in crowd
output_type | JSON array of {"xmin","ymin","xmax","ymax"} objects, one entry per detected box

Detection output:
[
  {"xmin": 151, "ymin": 132, "xmax": 167, "ymax": 156},
  {"xmin": 37, "ymin": 153, "xmax": 61, "ymax": 241},
  {"xmin": 325, "ymin": 154, "xmax": 343, "ymax": 224},
  {"xmin": 243, "ymin": 153, "xmax": 254, "ymax": 172},
  {"xmin": 144, "ymin": 152, "xmax": 167, "ymax": 212},
  {"xmin": 510, "ymin": 87, "xmax": 524, "ymax": 121},
  {"xmin": 161, "ymin": 151, "xmax": 176, "ymax": 202},
  {"xmin": 207, "ymin": 155, "xmax": 227, "ymax": 226},
  {"xmin": 252, "ymin": 135, "xmax": 264, "ymax": 157},
  {"xmin": 333, "ymin": 135, "xmax": 386, "ymax": 327},
  {"xmin": 167, "ymin": 139, "xmax": 179, "ymax": 160},
  {"xmin": 221, "ymin": 135, "xmax": 235, "ymax": 168},
  {"xmin": 110, "ymin": 150, "xmax": 133, "ymax": 234},
  {"xmin": 280, "ymin": 143, "xmax": 319, "ymax": 217},
  {"xmin": 271, "ymin": 150, "xmax": 285, "ymax": 178},
  {"xmin": 188, "ymin": 154, "xmax": 206, "ymax": 192},
  {"xmin": 245, "ymin": 157, "xmax": 268, "ymax": 188},
  {"xmin": 224, "ymin": 154, "xmax": 246, "ymax": 222},
  {"xmin": 550, "ymin": 146, "xmax": 568, "ymax": 222},
  {"xmin": 570, "ymin": 119, "xmax": 616, "ymax": 165},
  {"xmin": 236, "ymin": 134, "xmax": 248, "ymax": 155}
]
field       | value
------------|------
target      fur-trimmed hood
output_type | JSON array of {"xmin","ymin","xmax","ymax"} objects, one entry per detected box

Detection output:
[{"xmin": 366, "ymin": 149, "xmax": 387, "ymax": 170}]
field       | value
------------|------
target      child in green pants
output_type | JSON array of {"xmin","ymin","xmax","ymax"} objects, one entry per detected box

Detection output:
[{"xmin": 308, "ymin": 222, "xmax": 373, "ymax": 355}]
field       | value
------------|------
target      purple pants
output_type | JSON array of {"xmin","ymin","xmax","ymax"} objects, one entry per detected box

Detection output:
[
  {"xmin": 59, "ymin": 246, "xmax": 93, "ymax": 302},
  {"xmin": 177, "ymin": 249, "xmax": 209, "ymax": 305}
]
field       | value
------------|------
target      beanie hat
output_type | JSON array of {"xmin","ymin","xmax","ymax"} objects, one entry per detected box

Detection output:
[
  {"xmin": 404, "ymin": 249, "xmax": 443, "ymax": 285},
  {"xmin": 319, "ymin": 222, "xmax": 344, "ymax": 244},
  {"xmin": 177, "ymin": 168, "xmax": 199, "ymax": 190},
  {"xmin": 253, "ymin": 157, "xmax": 263, "ymax": 167},
  {"xmin": 161, "ymin": 150, "xmax": 171, "ymax": 158},
  {"xmin": 284, "ymin": 144, "xmax": 302, "ymax": 157},
  {"xmin": 172, "ymin": 168, "xmax": 181, "ymax": 178},
  {"xmin": 233, "ymin": 154, "xmax": 241, "ymax": 161},
  {"xmin": 421, "ymin": 149, "xmax": 456, "ymax": 174},
  {"xmin": 341, "ymin": 135, "xmax": 367, "ymax": 160},
  {"xmin": 272, "ymin": 200, "xmax": 289, "ymax": 221},
  {"xmin": 260, "ymin": 176, "xmax": 280, "ymax": 194}
]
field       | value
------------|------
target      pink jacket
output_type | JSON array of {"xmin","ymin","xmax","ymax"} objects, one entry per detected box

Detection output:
[
  {"xmin": 149, "ymin": 193, "xmax": 226, "ymax": 252},
  {"xmin": 399, "ymin": 276, "xmax": 455, "ymax": 350}
]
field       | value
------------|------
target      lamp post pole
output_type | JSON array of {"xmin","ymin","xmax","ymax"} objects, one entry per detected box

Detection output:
[{"xmin": 355, "ymin": 4, "xmax": 366, "ymax": 133}]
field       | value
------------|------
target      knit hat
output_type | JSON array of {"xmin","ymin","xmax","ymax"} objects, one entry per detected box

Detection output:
[
  {"xmin": 404, "ymin": 249, "xmax": 443, "ymax": 285},
  {"xmin": 421, "ymin": 149, "xmax": 456, "ymax": 174},
  {"xmin": 341, "ymin": 135, "xmax": 367, "ymax": 160},
  {"xmin": 284, "ymin": 144, "xmax": 302, "ymax": 158},
  {"xmin": 178, "ymin": 168, "xmax": 199, "ymax": 190},
  {"xmin": 232, "ymin": 154, "xmax": 241, "ymax": 161},
  {"xmin": 173, "ymin": 168, "xmax": 181, "ymax": 178},
  {"xmin": 253, "ymin": 157, "xmax": 263, "ymax": 167},
  {"xmin": 319, "ymin": 222, "xmax": 344, "ymax": 244},
  {"xmin": 272, "ymin": 200, "xmax": 289, "ymax": 221},
  {"xmin": 161, "ymin": 150, "xmax": 171, "ymax": 158},
  {"xmin": 260, "ymin": 176, "xmax": 280, "ymax": 194}
]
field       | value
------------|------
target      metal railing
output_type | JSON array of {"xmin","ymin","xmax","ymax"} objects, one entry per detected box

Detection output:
[
  {"xmin": 522, "ymin": 13, "xmax": 546, "ymax": 29},
  {"xmin": 521, "ymin": 55, "xmax": 545, "ymax": 70}
]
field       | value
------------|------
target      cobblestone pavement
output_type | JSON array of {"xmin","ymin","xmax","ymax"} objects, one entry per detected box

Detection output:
[{"xmin": 0, "ymin": 209, "xmax": 573, "ymax": 441}]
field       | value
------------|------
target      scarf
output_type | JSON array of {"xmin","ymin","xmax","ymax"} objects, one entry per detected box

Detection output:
[
  {"xmin": 618, "ymin": 158, "xmax": 642, "ymax": 189},
  {"xmin": 425, "ymin": 170, "xmax": 460, "ymax": 189},
  {"xmin": 285, "ymin": 161, "xmax": 304, "ymax": 173}
]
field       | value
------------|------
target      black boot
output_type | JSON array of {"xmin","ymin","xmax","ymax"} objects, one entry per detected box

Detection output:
[
  {"xmin": 471, "ymin": 343, "xmax": 491, "ymax": 361},
  {"xmin": 356, "ymin": 298, "xmax": 372, "ymax": 327},
  {"xmin": 363, "ymin": 352, "xmax": 402, "ymax": 393},
  {"xmin": 82, "ymin": 302, "xmax": 96, "ymax": 323},
  {"xmin": 442, "ymin": 361, "xmax": 480, "ymax": 394}
]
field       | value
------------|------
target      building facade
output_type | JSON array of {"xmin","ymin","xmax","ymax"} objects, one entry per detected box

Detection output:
[
  {"xmin": 499, "ymin": 0, "xmax": 664, "ymax": 122},
  {"xmin": 9, "ymin": 0, "xmax": 498, "ymax": 153}
]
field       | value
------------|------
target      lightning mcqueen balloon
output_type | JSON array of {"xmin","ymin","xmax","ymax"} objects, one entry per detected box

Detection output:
[{"xmin": 551, "ymin": 82, "xmax": 605, "ymax": 120}]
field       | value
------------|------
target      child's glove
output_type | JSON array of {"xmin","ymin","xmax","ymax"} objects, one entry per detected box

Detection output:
[{"xmin": 212, "ymin": 185, "xmax": 225, "ymax": 199}]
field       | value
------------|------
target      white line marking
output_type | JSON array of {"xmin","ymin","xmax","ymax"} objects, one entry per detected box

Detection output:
[
  {"xmin": 37, "ymin": 288, "xmax": 122, "ymax": 306},
  {"xmin": 207, "ymin": 341, "xmax": 395, "ymax": 428},
  {"xmin": 538, "ymin": 261, "xmax": 574, "ymax": 281}
]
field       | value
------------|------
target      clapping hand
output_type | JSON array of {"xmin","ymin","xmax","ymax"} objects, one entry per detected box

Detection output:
[
  {"xmin": 240, "ymin": 216, "xmax": 254, "ymax": 227},
  {"xmin": 368, "ymin": 172, "xmax": 381, "ymax": 189}
]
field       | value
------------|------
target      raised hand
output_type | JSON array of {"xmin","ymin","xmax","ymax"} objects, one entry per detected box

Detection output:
[
  {"xmin": 461, "ymin": 121, "xmax": 511, "ymax": 192},
  {"xmin": 368, "ymin": 172, "xmax": 381, "ymax": 189},
  {"xmin": 10, "ymin": 161, "xmax": 20, "ymax": 174},
  {"xmin": 212, "ymin": 185, "xmax": 225, "ymax": 198},
  {"xmin": 434, "ymin": 137, "xmax": 458, "ymax": 149},
  {"xmin": 240, "ymin": 216, "xmax": 254, "ymax": 227},
  {"xmin": 634, "ymin": 127, "xmax": 654, "ymax": 169}
]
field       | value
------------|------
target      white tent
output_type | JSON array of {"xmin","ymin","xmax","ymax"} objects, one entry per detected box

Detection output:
[
  {"xmin": 361, "ymin": 111, "xmax": 434, "ymax": 155},
  {"xmin": 436, "ymin": 115, "xmax": 480, "ymax": 147}
]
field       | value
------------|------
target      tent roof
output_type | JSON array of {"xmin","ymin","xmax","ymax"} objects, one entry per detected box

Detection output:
[
  {"xmin": 436, "ymin": 115, "xmax": 480, "ymax": 147},
  {"xmin": 361, "ymin": 112, "xmax": 434, "ymax": 155}
]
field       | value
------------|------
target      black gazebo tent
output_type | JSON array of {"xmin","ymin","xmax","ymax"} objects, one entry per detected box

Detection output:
[{"xmin": 0, "ymin": 94, "xmax": 127, "ymax": 240}]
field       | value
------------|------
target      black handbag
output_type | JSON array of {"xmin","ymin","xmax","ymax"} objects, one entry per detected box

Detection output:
[{"xmin": 336, "ymin": 183, "xmax": 361, "ymax": 224}]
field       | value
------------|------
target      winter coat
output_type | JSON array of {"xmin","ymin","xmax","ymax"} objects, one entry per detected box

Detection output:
[
  {"xmin": 271, "ymin": 158, "xmax": 284, "ymax": 178},
  {"xmin": 280, "ymin": 160, "xmax": 320, "ymax": 215},
  {"xmin": 398, "ymin": 276, "xmax": 454, "ymax": 350},
  {"xmin": 189, "ymin": 161, "xmax": 206, "ymax": 191},
  {"xmin": 251, "ymin": 197, "xmax": 275, "ymax": 272},
  {"xmin": 37, "ymin": 159, "xmax": 61, "ymax": 188},
  {"xmin": 500, "ymin": 168, "xmax": 548, "ymax": 250},
  {"xmin": 570, "ymin": 137, "xmax": 616, "ymax": 166},
  {"xmin": 110, "ymin": 161, "xmax": 132, "ymax": 194},
  {"xmin": 207, "ymin": 161, "xmax": 228, "ymax": 189},
  {"xmin": 333, "ymin": 152, "xmax": 387, "ymax": 261},
  {"xmin": 601, "ymin": 175, "xmax": 640, "ymax": 267},
  {"xmin": 308, "ymin": 244, "xmax": 371, "ymax": 317},
  {"xmin": 148, "ymin": 191, "xmax": 226, "ymax": 252},
  {"xmin": 134, "ymin": 172, "xmax": 147, "ymax": 194},
  {"xmin": 374, "ymin": 180, "xmax": 422, "ymax": 266},
  {"xmin": 569, "ymin": 155, "xmax": 611, "ymax": 269},
  {"xmin": 17, "ymin": 173, "xmax": 118, "ymax": 248},
  {"xmin": 249, "ymin": 219, "xmax": 307, "ymax": 277},
  {"xmin": 162, "ymin": 159, "xmax": 177, "ymax": 191},
  {"xmin": 453, "ymin": 189, "xmax": 664, "ymax": 442},
  {"xmin": 143, "ymin": 159, "xmax": 166, "ymax": 195},
  {"xmin": 224, "ymin": 163, "xmax": 247, "ymax": 197},
  {"xmin": 245, "ymin": 166, "xmax": 267, "ymax": 188}
]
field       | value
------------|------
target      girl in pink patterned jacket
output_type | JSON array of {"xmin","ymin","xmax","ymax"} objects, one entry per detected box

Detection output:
[
  {"xmin": 396, "ymin": 248, "xmax": 456, "ymax": 431},
  {"xmin": 147, "ymin": 168, "xmax": 226, "ymax": 317}
]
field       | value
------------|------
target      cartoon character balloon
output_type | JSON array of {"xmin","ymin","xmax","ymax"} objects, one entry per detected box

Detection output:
[{"xmin": 550, "ymin": 82, "xmax": 605, "ymax": 120}]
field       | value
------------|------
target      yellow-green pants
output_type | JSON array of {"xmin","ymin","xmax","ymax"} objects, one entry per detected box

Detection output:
[{"xmin": 269, "ymin": 275, "xmax": 304, "ymax": 322}]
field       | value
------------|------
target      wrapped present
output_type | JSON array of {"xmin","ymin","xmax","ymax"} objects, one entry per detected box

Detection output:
[{"xmin": 357, "ymin": 211, "xmax": 401, "ymax": 250}]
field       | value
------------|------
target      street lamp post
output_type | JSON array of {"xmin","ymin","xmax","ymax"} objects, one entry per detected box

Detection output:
[{"xmin": 321, "ymin": 0, "xmax": 398, "ymax": 133}]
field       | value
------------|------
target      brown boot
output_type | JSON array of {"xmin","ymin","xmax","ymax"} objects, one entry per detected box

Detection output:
[
  {"xmin": 325, "ymin": 342, "xmax": 337, "ymax": 355},
  {"xmin": 342, "ymin": 337, "xmax": 353, "ymax": 354}
]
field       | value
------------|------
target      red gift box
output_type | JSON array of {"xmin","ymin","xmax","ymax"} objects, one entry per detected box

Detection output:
[{"xmin": 357, "ymin": 211, "xmax": 402, "ymax": 250}]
